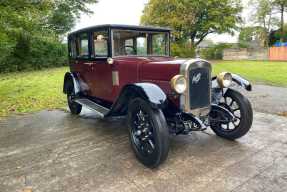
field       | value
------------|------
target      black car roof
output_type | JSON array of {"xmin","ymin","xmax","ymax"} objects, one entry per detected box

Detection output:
[{"xmin": 69, "ymin": 24, "xmax": 171, "ymax": 36}]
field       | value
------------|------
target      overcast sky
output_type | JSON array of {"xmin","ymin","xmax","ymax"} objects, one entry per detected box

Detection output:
[{"xmin": 74, "ymin": 0, "xmax": 253, "ymax": 43}]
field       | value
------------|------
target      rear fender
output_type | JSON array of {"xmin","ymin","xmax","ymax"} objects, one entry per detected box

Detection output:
[
  {"xmin": 107, "ymin": 83, "xmax": 167, "ymax": 116},
  {"xmin": 63, "ymin": 72, "xmax": 80, "ymax": 95}
]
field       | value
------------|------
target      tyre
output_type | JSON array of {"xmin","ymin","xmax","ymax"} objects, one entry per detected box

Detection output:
[
  {"xmin": 127, "ymin": 98, "xmax": 169, "ymax": 168},
  {"xmin": 210, "ymin": 89, "xmax": 253, "ymax": 140},
  {"xmin": 67, "ymin": 85, "xmax": 82, "ymax": 115}
]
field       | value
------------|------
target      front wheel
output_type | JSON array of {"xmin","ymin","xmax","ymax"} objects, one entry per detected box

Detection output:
[
  {"xmin": 210, "ymin": 89, "xmax": 253, "ymax": 140},
  {"xmin": 127, "ymin": 98, "xmax": 169, "ymax": 168}
]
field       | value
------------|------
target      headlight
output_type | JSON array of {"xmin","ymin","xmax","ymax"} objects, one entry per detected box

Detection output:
[
  {"xmin": 170, "ymin": 75, "xmax": 187, "ymax": 94},
  {"xmin": 217, "ymin": 72, "xmax": 232, "ymax": 88}
]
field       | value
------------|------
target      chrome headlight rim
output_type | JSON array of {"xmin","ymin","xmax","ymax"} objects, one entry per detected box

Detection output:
[
  {"xmin": 217, "ymin": 72, "xmax": 232, "ymax": 88},
  {"xmin": 170, "ymin": 75, "xmax": 187, "ymax": 94}
]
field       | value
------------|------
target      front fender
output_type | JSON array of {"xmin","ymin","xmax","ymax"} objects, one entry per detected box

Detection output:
[
  {"xmin": 133, "ymin": 83, "xmax": 167, "ymax": 107},
  {"xmin": 212, "ymin": 73, "xmax": 252, "ymax": 91},
  {"xmin": 231, "ymin": 74, "xmax": 252, "ymax": 91},
  {"xmin": 107, "ymin": 83, "xmax": 167, "ymax": 116}
]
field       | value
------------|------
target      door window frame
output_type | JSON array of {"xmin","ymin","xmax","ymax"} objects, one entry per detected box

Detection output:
[
  {"xmin": 68, "ymin": 36, "xmax": 77, "ymax": 59},
  {"xmin": 110, "ymin": 29, "xmax": 171, "ymax": 57},
  {"xmin": 91, "ymin": 29, "xmax": 110, "ymax": 59},
  {"xmin": 75, "ymin": 32, "xmax": 91, "ymax": 60}
]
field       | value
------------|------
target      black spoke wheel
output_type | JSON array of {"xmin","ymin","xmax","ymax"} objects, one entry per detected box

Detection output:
[
  {"xmin": 210, "ymin": 89, "xmax": 253, "ymax": 140},
  {"xmin": 67, "ymin": 85, "xmax": 82, "ymax": 115},
  {"xmin": 127, "ymin": 98, "xmax": 169, "ymax": 168}
]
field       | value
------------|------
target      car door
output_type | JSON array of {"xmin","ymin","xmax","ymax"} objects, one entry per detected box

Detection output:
[
  {"xmin": 70, "ymin": 32, "xmax": 93, "ymax": 95},
  {"xmin": 88, "ymin": 30, "xmax": 115, "ymax": 102}
]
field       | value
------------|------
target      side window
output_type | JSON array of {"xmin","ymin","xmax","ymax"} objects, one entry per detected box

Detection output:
[
  {"xmin": 125, "ymin": 39, "xmax": 133, "ymax": 47},
  {"xmin": 77, "ymin": 33, "xmax": 89, "ymax": 58},
  {"xmin": 93, "ymin": 31, "xmax": 108, "ymax": 57},
  {"xmin": 125, "ymin": 39, "xmax": 135, "ymax": 55},
  {"xmin": 69, "ymin": 37, "xmax": 77, "ymax": 58},
  {"xmin": 152, "ymin": 34, "xmax": 167, "ymax": 56},
  {"xmin": 136, "ymin": 36, "xmax": 147, "ymax": 55}
]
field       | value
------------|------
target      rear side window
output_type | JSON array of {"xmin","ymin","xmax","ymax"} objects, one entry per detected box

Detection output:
[
  {"xmin": 69, "ymin": 37, "xmax": 77, "ymax": 58},
  {"xmin": 93, "ymin": 31, "xmax": 108, "ymax": 57},
  {"xmin": 77, "ymin": 33, "xmax": 89, "ymax": 58}
]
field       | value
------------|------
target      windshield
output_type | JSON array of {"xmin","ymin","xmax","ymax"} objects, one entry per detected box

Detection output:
[{"xmin": 112, "ymin": 30, "xmax": 169, "ymax": 57}]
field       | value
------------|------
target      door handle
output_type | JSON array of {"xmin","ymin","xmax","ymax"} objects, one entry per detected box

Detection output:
[{"xmin": 84, "ymin": 62, "xmax": 93, "ymax": 66}]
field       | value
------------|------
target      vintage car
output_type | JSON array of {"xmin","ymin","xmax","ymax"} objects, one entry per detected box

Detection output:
[{"xmin": 63, "ymin": 24, "xmax": 253, "ymax": 168}]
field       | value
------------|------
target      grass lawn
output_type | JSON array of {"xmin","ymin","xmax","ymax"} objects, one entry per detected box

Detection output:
[
  {"xmin": 0, "ymin": 60, "xmax": 286, "ymax": 118},
  {"xmin": 0, "ymin": 67, "xmax": 68, "ymax": 118},
  {"xmin": 212, "ymin": 60, "xmax": 287, "ymax": 87}
]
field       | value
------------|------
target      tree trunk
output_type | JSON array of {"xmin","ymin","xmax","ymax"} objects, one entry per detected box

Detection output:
[
  {"xmin": 280, "ymin": 5, "xmax": 284, "ymax": 42},
  {"xmin": 190, "ymin": 38, "xmax": 195, "ymax": 49}
]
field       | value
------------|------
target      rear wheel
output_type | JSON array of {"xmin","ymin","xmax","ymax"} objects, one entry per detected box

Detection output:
[
  {"xmin": 127, "ymin": 98, "xmax": 169, "ymax": 168},
  {"xmin": 210, "ymin": 89, "xmax": 253, "ymax": 140},
  {"xmin": 67, "ymin": 85, "xmax": 82, "ymax": 115}
]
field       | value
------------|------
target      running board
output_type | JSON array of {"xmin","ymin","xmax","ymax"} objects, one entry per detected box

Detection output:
[{"xmin": 74, "ymin": 98, "xmax": 110, "ymax": 118}]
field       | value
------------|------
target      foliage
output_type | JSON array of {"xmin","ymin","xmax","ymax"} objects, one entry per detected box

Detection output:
[
  {"xmin": 269, "ymin": 24, "xmax": 287, "ymax": 45},
  {"xmin": 248, "ymin": 0, "xmax": 287, "ymax": 44},
  {"xmin": 249, "ymin": 0, "xmax": 279, "ymax": 31},
  {"xmin": 0, "ymin": 0, "xmax": 97, "ymax": 73},
  {"xmin": 239, "ymin": 26, "xmax": 268, "ymax": 48},
  {"xmin": 200, "ymin": 44, "xmax": 233, "ymax": 60},
  {"xmin": 273, "ymin": 0, "xmax": 287, "ymax": 33},
  {"xmin": 47, "ymin": 0, "xmax": 98, "ymax": 35},
  {"xmin": 0, "ymin": 67, "xmax": 68, "ymax": 118},
  {"xmin": 0, "ymin": 34, "xmax": 68, "ymax": 73},
  {"xmin": 141, "ymin": 0, "xmax": 242, "ymax": 47},
  {"xmin": 170, "ymin": 41, "xmax": 196, "ymax": 58}
]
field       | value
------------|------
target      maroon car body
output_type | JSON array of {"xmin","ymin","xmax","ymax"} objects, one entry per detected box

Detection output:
[
  {"xmin": 63, "ymin": 25, "xmax": 253, "ymax": 168},
  {"xmin": 73, "ymin": 56, "xmax": 181, "ymax": 105}
]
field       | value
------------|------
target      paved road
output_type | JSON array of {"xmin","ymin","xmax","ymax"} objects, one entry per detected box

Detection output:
[
  {"xmin": 0, "ymin": 109, "xmax": 287, "ymax": 192},
  {"xmin": 241, "ymin": 84, "xmax": 287, "ymax": 115}
]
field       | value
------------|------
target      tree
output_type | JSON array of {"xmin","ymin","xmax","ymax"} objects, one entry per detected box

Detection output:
[
  {"xmin": 141, "ymin": 0, "xmax": 242, "ymax": 47},
  {"xmin": 0, "ymin": 0, "xmax": 98, "ymax": 72},
  {"xmin": 249, "ymin": 0, "xmax": 279, "ymax": 32},
  {"xmin": 47, "ymin": 0, "xmax": 98, "ymax": 35},
  {"xmin": 239, "ymin": 26, "xmax": 268, "ymax": 47},
  {"xmin": 273, "ymin": 0, "xmax": 287, "ymax": 35}
]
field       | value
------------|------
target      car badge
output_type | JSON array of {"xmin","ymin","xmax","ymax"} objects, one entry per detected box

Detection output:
[{"xmin": 192, "ymin": 73, "xmax": 202, "ymax": 84}]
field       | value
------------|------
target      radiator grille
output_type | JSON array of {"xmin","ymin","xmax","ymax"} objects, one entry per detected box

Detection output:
[{"xmin": 188, "ymin": 68, "xmax": 211, "ymax": 109}]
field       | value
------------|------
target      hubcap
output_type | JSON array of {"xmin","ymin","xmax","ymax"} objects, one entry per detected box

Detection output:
[
  {"xmin": 219, "ymin": 96, "xmax": 241, "ymax": 131},
  {"xmin": 131, "ymin": 109, "xmax": 155, "ymax": 156}
]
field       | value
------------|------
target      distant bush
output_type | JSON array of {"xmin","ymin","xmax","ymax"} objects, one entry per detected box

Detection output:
[
  {"xmin": 200, "ymin": 43, "xmax": 232, "ymax": 60},
  {"xmin": 171, "ymin": 41, "xmax": 196, "ymax": 58},
  {"xmin": 0, "ymin": 32, "xmax": 67, "ymax": 73},
  {"xmin": 0, "ymin": 0, "xmax": 98, "ymax": 73},
  {"xmin": 269, "ymin": 25, "xmax": 287, "ymax": 46},
  {"xmin": 239, "ymin": 26, "xmax": 268, "ymax": 48}
]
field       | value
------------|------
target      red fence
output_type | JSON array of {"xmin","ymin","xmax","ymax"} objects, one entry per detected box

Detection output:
[{"xmin": 269, "ymin": 47, "xmax": 287, "ymax": 61}]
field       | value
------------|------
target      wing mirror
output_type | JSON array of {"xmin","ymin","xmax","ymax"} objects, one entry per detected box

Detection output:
[{"xmin": 107, "ymin": 57, "xmax": 114, "ymax": 65}]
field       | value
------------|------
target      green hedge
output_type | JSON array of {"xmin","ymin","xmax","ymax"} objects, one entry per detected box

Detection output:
[
  {"xmin": 171, "ymin": 42, "xmax": 196, "ymax": 58},
  {"xmin": 200, "ymin": 43, "xmax": 232, "ymax": 60},
  {"xmin": 0, "ymin": 32, "xmax": 67, "ymax": 73}
]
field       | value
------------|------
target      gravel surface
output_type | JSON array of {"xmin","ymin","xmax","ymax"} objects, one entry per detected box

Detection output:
[
  {"xmin": 240, "ymin": 84, "xmax": 287, "ymax": 116},
  {"xmin": 0, "ymin": 109, "xmax": 287, "ymax": 192},
  {"xmin": 1, "ymin": 84, "xmax": 287, "ymax": 192}
]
